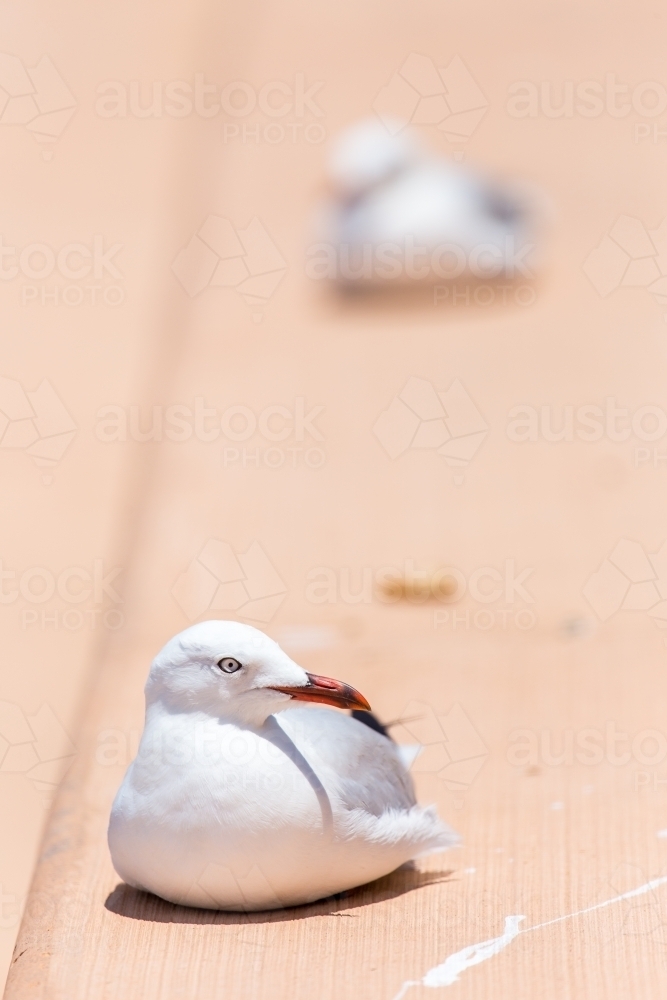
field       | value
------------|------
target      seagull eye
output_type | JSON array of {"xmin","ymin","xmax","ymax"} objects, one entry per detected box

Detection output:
[{"xmin": 217, "ymin": 657, "xmax": 242, "ymax": 674}]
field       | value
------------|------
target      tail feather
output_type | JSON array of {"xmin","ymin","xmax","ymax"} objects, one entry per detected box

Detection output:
[{"xmin": 344, "ymin": 804, "xmax": 460, "ymax": 858}]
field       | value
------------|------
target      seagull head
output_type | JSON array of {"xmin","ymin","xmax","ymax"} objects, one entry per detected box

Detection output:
[
  {"xmin": 145, "ymin": 619, "xmax": 371, "ymax": 727},
  {"xmin": 328, "ymin": 117, "xmax": 421, "ymax": 199}
]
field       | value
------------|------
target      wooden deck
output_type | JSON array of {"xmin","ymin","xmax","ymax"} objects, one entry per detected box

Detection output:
[{"xmin": 4, "ymin": 0, "xmax": 667, "ymax": 996}]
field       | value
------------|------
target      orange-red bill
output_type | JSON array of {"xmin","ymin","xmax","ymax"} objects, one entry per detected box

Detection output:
[{"xmin": 270, "ymin": 671, "xmax": 371, "ymax": 712}]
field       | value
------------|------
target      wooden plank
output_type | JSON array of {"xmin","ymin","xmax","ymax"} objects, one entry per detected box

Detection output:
[
  {"xmin": 7, "ymin": 630, "xmax": 667, "ymax": 999},
  {"xmin": 6, "ymin": 0, "xmax": 667, "ymax": 997},
  {"xmin": 0, "ymin": 0, "xmax": 262, "ymax": 986},
  {"xmin": 0, "ymin": 0, "xmax": 221, "ymax": 983}
]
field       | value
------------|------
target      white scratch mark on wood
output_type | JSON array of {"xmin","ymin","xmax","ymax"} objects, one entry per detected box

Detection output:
[{"xmin": 391, "ymin": 876, "xmax": 667, "ymax": 998}]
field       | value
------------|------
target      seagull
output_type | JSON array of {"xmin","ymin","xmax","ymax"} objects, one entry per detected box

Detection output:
[
  {"xmin": 108, "ymin": 620, "xmax": 458, "ymax": 911},
  {"xmin": 313, "ymin": 118, "xmax": 537, "ymax": 287}
]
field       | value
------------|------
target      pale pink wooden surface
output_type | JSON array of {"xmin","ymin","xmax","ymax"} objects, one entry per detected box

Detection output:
[{"xmin": 4, "ymin": 0, "xmax": 667, "ymax": 996}]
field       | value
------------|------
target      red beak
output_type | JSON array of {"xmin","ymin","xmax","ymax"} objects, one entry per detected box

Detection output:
[{"xmin": 270, "ymin": 672, "xmax": 371, "ymax": 712}]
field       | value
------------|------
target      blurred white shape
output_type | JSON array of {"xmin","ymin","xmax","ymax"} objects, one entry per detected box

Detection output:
[
  {"xmin": 396, "ymin": 744, "xmax": 423, "ymax": 769},
  {"xmin": 328, "ymin": 118, "xmax": 420, "ymax": 198},
  {"xmin": 319, "ymin": 119, "xmax": 537, "ymax": 287},
  {"xmin": 274, "ymin": 624, "xmax": 339, "ymax": 652}
]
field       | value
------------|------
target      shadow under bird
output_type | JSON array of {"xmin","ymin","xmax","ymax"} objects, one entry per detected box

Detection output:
[{"xmin": 108, "ymin": 620, "xmax": 458, "ymax": 910}]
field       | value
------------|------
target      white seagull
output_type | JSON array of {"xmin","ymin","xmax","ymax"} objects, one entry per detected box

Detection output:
[
  {"xmin": 108, "ymin": 620, "xmax": 458, "ymax": 910},
  {"xmin": 314, "ymin": 118, "xmax": 537, "ymax": 287}
]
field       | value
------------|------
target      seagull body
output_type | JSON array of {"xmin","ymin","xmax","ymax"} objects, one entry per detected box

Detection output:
[
  {"xmin": 108, "ymin": 621, "xmax": 457, "ymax": 910},
  {"xmin": 318, "ymin": 118, "xmax": 536, "ymax": 286}
]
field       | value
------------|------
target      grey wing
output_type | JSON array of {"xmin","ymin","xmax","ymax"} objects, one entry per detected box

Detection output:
[{"xmin": 280, "ymin": 707, "xmax": 416, "ymax": 816}]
